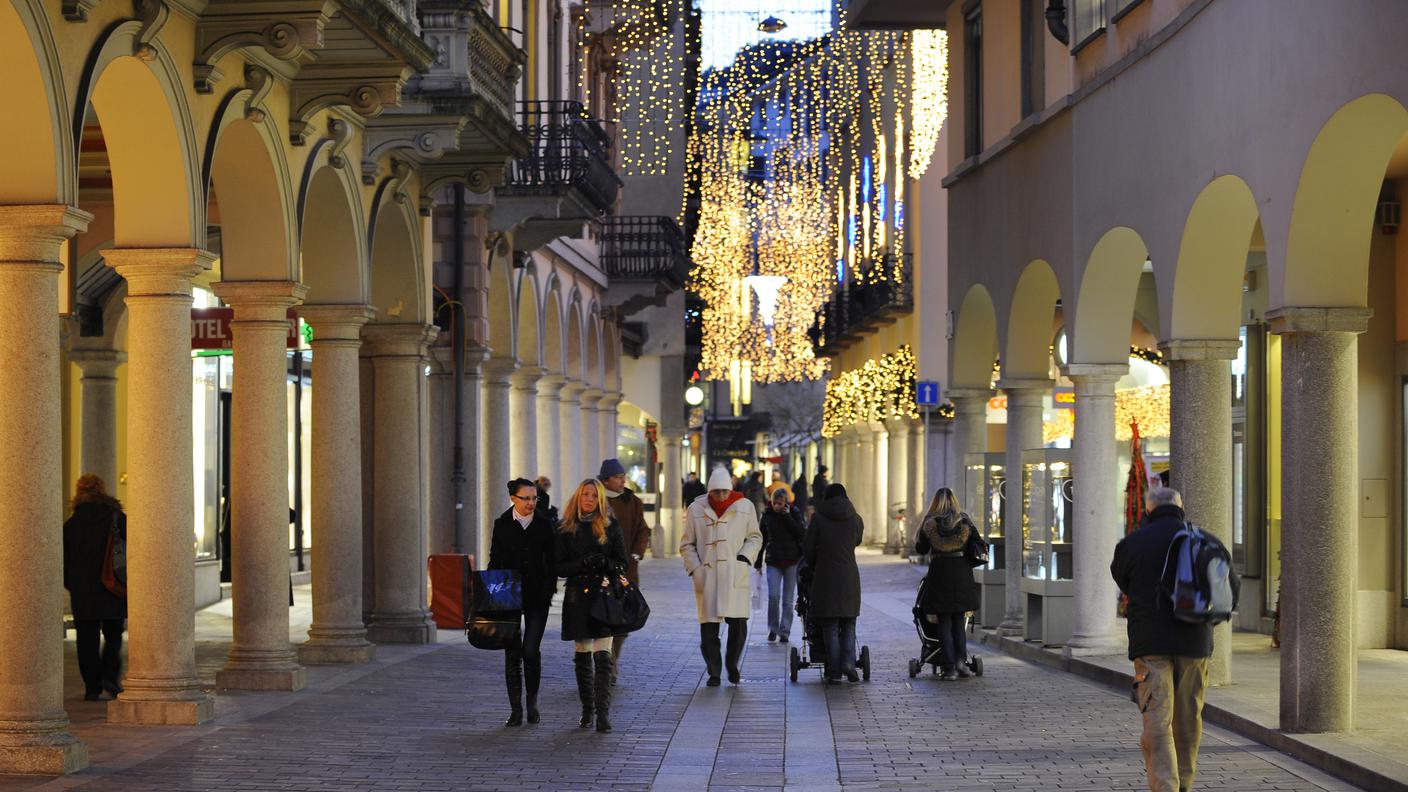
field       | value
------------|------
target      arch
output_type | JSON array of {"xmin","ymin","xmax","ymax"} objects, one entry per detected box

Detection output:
[
  {"xmin": 1069, "ymin": 227, "xmax": 1149, "ymax": 365},
  {"xmin": 585, "ymin": 301, "xmax": 603, "ymax": 387},
  {"xmin": 299, "ymin": 159, "xmax": 368, "ymax": 304},
  {"xmin": 1283, "ymin": 93, "xmax": 1408, "ymax": 307},
  {"xmin": 486, "ymin": 252, "xmax": 515, "ymax": 359},
  {"xmin": 82, "ymin": 22, "xmax": 202, "ymax": 246},
  {"xmin": 602, "ymin": 315, "xmax": 620, "ymax": 392},
  {"xmin": 1168, "ymin": 175, "xmax": 1260, "ymax": 341},
  {"xmin": 951, "ymin": 284, "xmax": 998, "ymax": 389},
  {"xmin": 565, "ymin": 296, "xmax": 584, "ymax": 383},
  {"xmin": 515, "ymin": 266, "xmax": 542, "ymax": 367},
  {"xmin": 208, "ymin": 114, "xmax": 298, "ymax": 281},
  {"xmin": 1004, "ymin": 259, "xmax": 1062, "ymax": 378},
  {"xmin": 542, "ymin": 276, "xmax": 564, "ymax": 376},
  {"xmin": 0, "ymin": 0, "xmax": 72, "ymax": 203},
  {"xmin": 368, "ymin": 197, "xmax": 424, "ymax": 321}
]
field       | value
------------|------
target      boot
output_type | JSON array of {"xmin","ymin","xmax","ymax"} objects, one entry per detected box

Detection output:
[
  {"xmin": 573, "ymin": 652, "xmax": 594, "ymax": 728},
  {"xmin": 503, "ymin": 652, "xmax": 523, "ymax": 727},
  {"xmin": 524, "ymin": 654, "xmax": 542, "ymax": 724},
  {"xmin": 700, "ymin": 624, "xmax": 722, "ymax": 685},
  {"xmin": 593, "ymin": 650, "xmax": 614, "ymax": 733},
  {"xmin": 610, "ymin": 634, "xmax": 625, "ymax": 686},
  {"xmin": 724, "ymin": 619, "xmax": 747, "ymax": 684}
]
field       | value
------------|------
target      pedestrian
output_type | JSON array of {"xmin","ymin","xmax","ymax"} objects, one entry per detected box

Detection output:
[
  {"xmin": 682, "ymin": 471, "xmax": 707, "ymax": 506},
  {"xmin": 765, "ymin": 471, "xmax": 792, "ymax": 503},
  {"xmin": 802, "ymin": 482, "xmax": 863, "ymax": 682},
  {"xmin": 534, "ymin": 475, "xmax": 558, "ymax": 525},
  {"xmin": 811, "ymin": 465, "xmax": 829, "ymax": 505},
  {"xmin": 760, "ymin": 487, "xmax": 805, "ymax": 643},
  {"xmin": 744, "ymin": 471, "xmax": 768, "ymax": 517},
  {"xmin": 488, "ymin": 478, "xmax": 557, "ymax": 727},
  {"xmin": 913, "ymin": 487, "xmax": 981, "ymax": 680},
  {"xmin": 791, "ymin": 468, "xmax": 809, "ymax": 515},
  {"xmin": 1111, "ymin": 487, "xmax": 1240, "ymax": 792},
  {"xmin": 62, "ymin": 474, "xmax": 127, "ymax": 702},
  {"xmin": 599, "ymin": 458, "xmax": 651, "ymax": 684},
  {"xmin": 681, "ymin": 466, "xmax": 762, "ymax": 686},
  {"xmin": 554, "ymin": 478, "xmax": 629, "ymax": 732}
]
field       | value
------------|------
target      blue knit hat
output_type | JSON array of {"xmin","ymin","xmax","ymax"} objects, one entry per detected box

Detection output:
[{"xmin": 598, "ymin": 458, "xmax": 626, "ymax": 479}]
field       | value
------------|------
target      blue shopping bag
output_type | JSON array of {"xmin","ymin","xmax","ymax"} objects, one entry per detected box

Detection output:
[{"xmin": 472, "ymin": 569, "xmax": 523, "ymax": 613}]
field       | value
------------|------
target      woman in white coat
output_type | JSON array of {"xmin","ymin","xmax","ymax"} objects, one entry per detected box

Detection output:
[{"xmin": 681, "ymin": 466, "xmax": 763, "ymax": 686}]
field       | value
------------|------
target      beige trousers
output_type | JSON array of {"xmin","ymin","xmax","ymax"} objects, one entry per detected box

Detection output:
[{"xmin": 1133, "ymin": 655, "xmax": 1209, "ymax": 792}]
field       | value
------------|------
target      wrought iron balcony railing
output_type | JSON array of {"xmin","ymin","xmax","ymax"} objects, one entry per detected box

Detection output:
[
  {"xmin": 500, "ymin": 101, "xmax": 621, "ymax": 214},
  {"xmin": 600, "ymin": 216, "xmax": 690, "ymax": 287},
  {"xmin": 811, "ymin": 253, "xmax": 913, "ymax": 353}
]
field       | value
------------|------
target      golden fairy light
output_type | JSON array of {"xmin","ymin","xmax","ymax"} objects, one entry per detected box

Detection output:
[
  {"xmin": 822, "ymin": 344, "xmax": 918, "ymax": 437},
  {"xmin": 908, "ymin": 29, "xmax": 947, "ymax": 178}
]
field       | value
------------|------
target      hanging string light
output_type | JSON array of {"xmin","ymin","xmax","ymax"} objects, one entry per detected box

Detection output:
[
  {"xmin": 821, "ymin": 344, "xmax": 918, "ymax": 436},
  {"xmin": 908, "ymin": 29, "xmax": 947, "ymax": 177}
]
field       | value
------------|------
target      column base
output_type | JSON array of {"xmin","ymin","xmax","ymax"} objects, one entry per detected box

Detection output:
[
  {"xmin": 215, "ymin": 666, "xmax": 307, "ymax": 691},
  {"xmin": 1062, "ymin": 635, "xmax": 1127, "ymax": 658},
  {"xmin": 367, "ymin": 611, "xmax": 437, "ymax": 644},
  {"xmin": 298, "ymin": 641, "xmax": 377, "ymax": 665},
  {"xmin": 108, "ymin": 693, "xmax": 215, "ymax": 726},
  {"xmin": 0, "ymin": 735, "xmax": 87, "ymax": 775},
  {"xmin": 997, "ymin": 617, "xmax": 1025, "ymax": 637}
]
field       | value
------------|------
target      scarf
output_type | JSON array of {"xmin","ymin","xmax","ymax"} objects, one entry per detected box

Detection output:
[{"xmin": 707, "ymin": 490, "xmax": 745, "ymax": 518}]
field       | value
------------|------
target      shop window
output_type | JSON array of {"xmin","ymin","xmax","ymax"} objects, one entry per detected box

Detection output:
[
  {"xmin": 1019, "ymin": 0, "xmax": 1045, "ymax": 118},
  {"xmin": 1071, "ymin": 0, "xmax": 1106, "ymax": 50},
  {"xmin": 963, "ymin": 2, "xmax": 983, "ymax": 158}
]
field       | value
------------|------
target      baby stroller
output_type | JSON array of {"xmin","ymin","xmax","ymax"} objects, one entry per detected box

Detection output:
[
  {"xmin": 789, "ymin": 560, "xmax": 871, "ymax": 683},
  {"xmin": 907, "ymin": 577, "xmax": 983, "ymax": 678}
]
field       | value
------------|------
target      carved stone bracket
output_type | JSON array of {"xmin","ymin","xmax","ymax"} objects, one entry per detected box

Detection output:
[
  {"xmin": 360, "ymin": 112, "xmax": 466, "ymax": 185},
  {"xmin": 193, "ymin": 6, "xmax": 329, "ymax": 93},
  {"xmin": 288, "ymin": 64, "xmax": 409, "ymax": 146},
  {"xmin": 243, "ymin": 65, "xmax": 274, "ymax": 123},
  {"xmin": 63, "ymin": 0, "xmax": 102, "ymax": 22},
  {"xmin": 324, "ymin": 117, "xmax": 356, "ymax": 169},
  {"xmin": 132, "ymin": 0, "xmax": 170, "ymax": 61},
  {"xmin": 388, "ymin": 160, "xmax": 413, "ymax": 205}
]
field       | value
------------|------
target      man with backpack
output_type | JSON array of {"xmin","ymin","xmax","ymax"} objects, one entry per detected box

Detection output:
[{"xmin": 1111, "ymin": 487, "xmax": 1239, "ymax": 792}]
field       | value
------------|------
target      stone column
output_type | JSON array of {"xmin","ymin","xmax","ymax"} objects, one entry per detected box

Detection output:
[
  {"xmin": 298, "ymin": 305, "xmax": 377, "ymax": 665},
  {"xmin": 509, "ymin": 366, "xmax": 542, "ymax": 479},
  {"xmin": 597, "ymin": 391, "xmax": 622, "ymax": 469},
  {"xmin": 0, "ymin": 206, "xmax": 90, "ymax": 773},
  {"xmin": 657, "ymin": 430, "xmax": 683, "ymax": 557},
  {"xmin": 211, "ymin": 281, "xmax": 307, "ymax": 691},
  {"xmin": 481, "ymin": 358, "xmax": 517, "ymax": 544},
  {"xmin": 856, "ymin": 425, "xmax": 877, "ymax": 544},
  {"xmin": 910, "ymin": 418, "xmax": 929, "ymax": 545},
  {"xmin": 536, "ymin": 374, "xmax": 566, "ymax": 496},
  {"xmin": 997, "ymin": 379, "xmax": 1049, "ymax": 635},
  {"xmin": 947, "ymin": 388, "xmax": 991, "ymax": 495},
  {"xmin": 101, "ymin": 249, "xmax": 215, "ymax": 724},
  {"xmin": 884, "ymin": 418, "xmax": 910, "ymax": 553},
  {"xmin": 1269, "ymin": 307, "xmax": 1368, "ymax": 733},
  {"xmin": 461, "ymin": 344, "xmax": 489, "ymax": 557},
  {"xmin": 579, "ymin": 387, "xmax": 604, "ymax": 476},
  {"xmin": 69, "ymin": 348, "xmax": 123, "ymax": 489},
  {"xmin": 1062, "ymin": 364, "xmax": 1127, "ymax": 657},
  {"xmin": 364, "ymin": 323, "xmax": 439, "ymax": 644},
  {"xmin": 1163, "ymin": 339, "xmax": 1241, "ymax": 685},
  {"xmin": 559, "ymin": 380, "xmax": 586, "ymax": 487}
]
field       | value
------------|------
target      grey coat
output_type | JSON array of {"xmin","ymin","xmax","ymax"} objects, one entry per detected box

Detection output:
[{"xmin": 802, "ymin": 496, "xmax": 863, "ymax": 619}]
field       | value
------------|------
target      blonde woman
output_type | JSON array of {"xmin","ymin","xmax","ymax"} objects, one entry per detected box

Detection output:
[
  {"xmin": 914, "ymin": 487, "xmax": 981, "ymax": 680},
  {"xmin": 554, "ymin": 478, "xmax": 628, "ymax": 732}
]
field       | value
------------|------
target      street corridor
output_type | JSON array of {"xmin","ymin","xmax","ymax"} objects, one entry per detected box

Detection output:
[{"xmin": 1, "ymin": 554, "xmax": 1362, "ymax": 792}]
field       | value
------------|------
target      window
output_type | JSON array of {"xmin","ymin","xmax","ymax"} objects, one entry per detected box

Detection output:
[
  {"xmin": 1109, "ymin": 0, "xmax": 1146, "ymax": 23},
  {"xmin": 963, "ymin": 3, "xmax": 982, "ymax": 158},
  {"xmin": 1071, "ymin": 0, "xmax": 1106, "ymax": 49},
  {"xmin": 1019, "ymin": 0, "xmax": 1045, "ymax": 118}
]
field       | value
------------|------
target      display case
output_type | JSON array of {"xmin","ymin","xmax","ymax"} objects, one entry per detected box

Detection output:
[
  {"xmin": 965, "ymin": 452, "xmax": 1007, "ymax": 628},
  {"xmin": 1019, "ymin": 448, "xmax": 1075, "ymax": 646}
]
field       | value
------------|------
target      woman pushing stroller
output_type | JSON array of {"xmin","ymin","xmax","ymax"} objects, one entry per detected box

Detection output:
[{"xmin": 914, "ymin": 487, "xmax": 982, "ymax": 681}]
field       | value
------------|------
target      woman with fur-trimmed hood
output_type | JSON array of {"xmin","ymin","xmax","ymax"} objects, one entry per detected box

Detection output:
[
  {"xmin": 63, "ymin": 474, "xmax": 127, "ymax": 701},
  {"xmin": 914, "ymin": 487, "xmax": 981, "ymax": 680}
]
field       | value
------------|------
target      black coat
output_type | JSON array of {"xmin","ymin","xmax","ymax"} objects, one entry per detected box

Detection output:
[
  {"xmin": 1111, "ymin": 504, "xmax": 1241, "ymax": 660},
  {"xmin": 554, "ymin": 517, "xmax": 628, "ymax": 641},
  {"xmin": 760, "ymin": 505, "xmax": 806, "ymax": 567},
  {"xmin": 791, "ymin": 476, "xmax": 809, "ymax": 514},
  {"xmin": 488, "ymin": 508, "xmax": 558, "ymax": 610},
  {"xmin": 914, "ymin": 513, "xmax": 980, "ymax": 614},
  {"xmin": 801, "ymin": 496, "xmax": 863, "ymax": 619},
  {"xmin": 63, "ymin": 498, "xmax": 127, "ymax": 621},
  {"xmin": 682, "ymin": 479, "xmax": 707, "ymax": 507},
  {"xmin": 811, "ymin": 474, "xmax": 829, "ymax": 506}
]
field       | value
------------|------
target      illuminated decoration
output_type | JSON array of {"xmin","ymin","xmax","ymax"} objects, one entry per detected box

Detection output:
[
  {"xmin": 684, "ymin": 384, "xmax": 705, "ymax": 406},
  {"xmin": 821, "ymin": 345, "xmax": 918, "ymax": 437},
  {"xmin": 744, "ymin": 274, "xmax": 789, "ymax": 326},
  {"xmin": 908, "ymin": 29, "xmax": 948, "ymax": 177},
  {"xmin": 757, "ymin": 15, "xmax": 788, "ymax": 33},
  {"xmin": 1043, "ymin": 384, "xmax": 1171, "ymax": 444}
]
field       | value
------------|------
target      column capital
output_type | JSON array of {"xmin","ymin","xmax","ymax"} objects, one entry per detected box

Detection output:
[
  {"xmin": 0, "ymin": 204, "xmax": 92, "ymax": 263},
  {"xmin": 1159, "ymin": 338, "xmax": 1241, "ymax": 361},
  {"xmin": 510, "ymin": 365, "xmax": 545, "ymax": 388},
  {"xmin": 945, "ymin": 386, "xmax": 993, "ymax": 403},
  {"xmin": 537, "ymin": 373, "xmax": 568, "ymax": 397},
  {"xmin": 483, "ymin": 356, "xmax": 518, "ymax": 383},
  {"xmin": 103, "ymin": 248, "xmax": 213, "ymax": 296},
  {"xmin": 1060, "ymin": 363, "xmax": 1126, "ymax": 389},
  {"xmin": 69, "ymin": 347, "xmax": 126, "ymax": 377},
  {"xmin": 212, "ymin": 280, "xmax": 308, "ymax": 321},
  {"xmin": 579, "ymin": 386, "xmax": 605, "ymax": 407},
  {"xmin": 1266, "ymin": 306, "xmax": 1371, "ymax": 335},
  {"xmin": 595, "ymin": 390, "xmax": 622, "ymax": 411},
  {"xmin": 994, "ymin": 377, "xmax": 1051, "ymax": 394},
  {"xmin": 363, "ymin": 322, "xmax": 437, "ymax": 357},
  {"xmin": 883, "ymin": 416, "xmax": 911, "ymax": 433},
  {"xmin": 301, "ymin": 304, "xmax": 375, "ymax": 345},
  {"xmin": 560, "ymin": 379, "xmax": 588, "ymax": 400}
]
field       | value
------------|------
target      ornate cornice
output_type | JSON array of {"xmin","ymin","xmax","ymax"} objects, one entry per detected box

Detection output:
[
  {"xmin": 63, "ymin": 0, "xmax": 103, "ymax": 22},
  {"xmin": 193, "ymin": 3, "xmax": 331, "ymax": 93},
  {"xmin": 132, "ymin": 0, "xmax": 170, "ymax": 60},
  {"xmin": 360, "ymin": 113, "xmax": 466, "ymax": 184},
  {"xmin": 288, "ymin": 63, "xmax": 409, "ymax": 145}
]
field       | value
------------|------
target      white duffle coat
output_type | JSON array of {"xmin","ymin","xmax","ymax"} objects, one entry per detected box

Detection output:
[{"xmin": 680, "ymin": 494, "xmax": 763, "ymax": 624}]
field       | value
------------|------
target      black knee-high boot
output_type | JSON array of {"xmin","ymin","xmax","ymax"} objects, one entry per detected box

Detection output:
[
  {"xmin": 573, "ymin": 652, "xmax": 594, "ymax": 728},
  {"xmin": 725, "ymin": 619, "xmax": 748, "ymax": 684},
  {"xmin": 700, "ymin": 622, "xmax": 722, "ymax": 684},
  {"xmin": 503, "ymin": 650, "xmax": 523, "ymax": 727},
  {"xmin": 593, "ymin": 650, "xmax": 614, "ymax": 733},
  {"xmin": 524, "ymin": 654, "xmax": 541, "ymax": 724}
]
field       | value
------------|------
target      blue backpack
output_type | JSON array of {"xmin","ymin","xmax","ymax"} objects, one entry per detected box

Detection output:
[{"xmin": 1160, "ymin": 523, "xmax": 1234, "ymax": 625}]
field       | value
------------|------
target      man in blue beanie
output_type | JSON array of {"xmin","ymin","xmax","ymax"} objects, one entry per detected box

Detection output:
[{"xmin": 600, "ymin": 458, "xmax": 651, "ymax": 684}]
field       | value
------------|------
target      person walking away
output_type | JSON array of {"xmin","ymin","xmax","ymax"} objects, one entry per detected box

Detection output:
[
  {"xmin": 760, "ymin": 488, "xmax": 805, "ymax": 643},
  {"xmin": 744, "ymin": 471, "xmax": 768, "ymax": 518},
  {"xmin": 1112, "ymin": 487, "xmax": 1240, "ymax": 792},
  {"xmin": 914, "ymin": 487, "xmax": 981, "ymax": 680},
  {"xmin": 681, "ymin": 467, "xmax": 762, "ymax": 686},
  {"xmin": 599, "ymin": 458, "xmax": 651, "ymax": 684},
  {"xmin": 682, "ymin": 472, "xmax": 707, "ymax": 507},
  {"xmin": 63, "ymin": 474, "xmax": 127, "ymax": 701},
  {"xmin": 489, "ymin": 478, "xmax": 557, "ymax": 726},
  {"xmin": 791, "ymin": 469, "xmax": 809, "ymax": 515},
  {"xmin": 811, "ymin": 465, "xmax": 829, "ymax": 506},
  {"xmin": 534, "ymin": 476, "xmax": 558, "ymax": 525},
  {"xmin": 555, "ymin": 479, "xmax": 629, "ymax": 732},
  {"xmin": 802, "ymin": 483, "xmax": 863, "ymax": 682}
]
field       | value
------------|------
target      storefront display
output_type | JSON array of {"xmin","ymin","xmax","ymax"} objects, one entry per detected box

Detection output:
[
  {"xmin": 1019, "ymin": 448, "xmax": 1074, "ymax": 646},
  {"xmin": 964, "ymin": 451, "xmax": 1006, "ymax": 628}
]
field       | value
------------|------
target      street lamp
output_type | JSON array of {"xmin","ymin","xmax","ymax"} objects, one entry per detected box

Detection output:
[
  {"xmin": 757, "ymin": 15, "xmax": 787, "ymax": 34},
  {"xmin": 684, "ymin": 384, "xmax": 705, "ymax": 406}
]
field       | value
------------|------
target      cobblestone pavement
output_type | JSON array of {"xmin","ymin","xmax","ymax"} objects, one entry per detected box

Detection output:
[{"xmin": 2, "ymin": 552, "xmax": 1364, "ymax": 791}]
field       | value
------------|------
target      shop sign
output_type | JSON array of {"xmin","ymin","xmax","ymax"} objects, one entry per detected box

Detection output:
[
  {"xmin": 191, "ymin": 307, "xmax": 299, "ymax": 350},
  {"xmin": 1053, "ymin": 388, "xmax": 1076, "ymax": 410}
]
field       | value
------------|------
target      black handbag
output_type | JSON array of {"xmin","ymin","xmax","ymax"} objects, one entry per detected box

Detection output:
[
  {"xmin": 588, "ymin": 574, "xmax": 651, "ymax": 634},
  {"xmin": 964, "ymin": 528, "xmax": 990, "ymax": 568},
  {"xmin": 465, "ymin": 570, "xmax": 523, "ymax": 650}
]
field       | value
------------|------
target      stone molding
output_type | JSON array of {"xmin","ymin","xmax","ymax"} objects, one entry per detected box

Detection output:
[
  {"xmin": 69, "ymin": 348, "xmax": 126, "ymax": 378},
  {"xmin": 361, "ymin": 114, "xmax": 466, "ymax": 185},
  {"xmin": 288, "ymin": 64, "xmax": 411, "ymax": 145},
  {"xmin": 194, "ymin": 11, "xmax": 328, "ymax": 93},
  {"xmin": 1266, "ymin": 306, "xmax": 1372, "ymax": 335},
  {"xmin": 363, "ymin": 322, "xmax": 437, "ymax": 358},
  {"xmin": 482, "ymin": 356, "xmax": 519, "ymax": 383},
  {"xmin": 0, "ymin": 205, "xmax": 92, "ymax": 263},
  {"xmin": 1159, "ymin": 338, "xmax": 1242, "ymax": 361},
  {"xmin": 510, "ymin": 365, "xmax": 545, "ymax": 389},
  {"xmin": 536, "ymin": 373, "xmax": 567, "ymax": 398},
  {"xmin": 103, "ymin": 248, "xmax": 213, "ymax": 297},
  {"xmin": 300, "ymin": 304, "xmax": 376, "ymax": 345},
  {"xmin": 994, "ymin": 377, "xmax": 1052, "ymax": 395},
  {"xmin": 63, "ymin": 0, "xmax": 102, "ymax": 22}
]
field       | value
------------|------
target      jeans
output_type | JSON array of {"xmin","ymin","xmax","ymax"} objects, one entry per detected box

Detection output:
[
  {"xmin": 820, "ymin": 617, "xmax": 856, "ymax": 678},
  {"xmin": 765, "ymin": 564, "xmax": 798, "ymax": 639},
  {"xmin": 935, "ymin": 612, "xmax": 967, "ymax": 669},
  {"xmin": 512, "ymin": 605, "xmax": 549, "ymax": 665},
  {"xmin": 1134, "ymin": 655, "xmax": 1209, "ymax": 792},
  {"xmin": 74, "ymin": 618, "xmax": 124, "ymax": 696}
]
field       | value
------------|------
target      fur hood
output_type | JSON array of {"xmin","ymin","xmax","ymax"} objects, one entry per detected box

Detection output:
[
  {"xmin": 72, "ymin": 490, "xmax": 123, "ymax": 514},
  {"xmin": 921, "ymin": 511, "xmax": 972, "ymax": 553}
]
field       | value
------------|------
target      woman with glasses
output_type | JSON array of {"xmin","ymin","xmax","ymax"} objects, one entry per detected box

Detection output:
[{"xmin": 489, "ymin": 478, "xmax": 558, "ymax": 726}]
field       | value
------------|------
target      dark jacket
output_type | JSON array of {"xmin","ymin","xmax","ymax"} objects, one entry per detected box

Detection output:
[
  {"xmin": 801, "ymin": 495, "xmax": 863, "ymax": 619},
  {"xmin": 554, "ymin": 516, "xmax": 629, "ymax": 641},
  {"xmin": 534, "ymin": 487, "xmax": 559, "ymax": 526},
  {"xmin": 1111, "ymin": 504, "xmax": 1241, "ymax": 660},
  {"xmin": 606, "ymin": 487, "xmax": 651, "ymax": 585},
  {"xmin": 63, "ymin": 496, "xmax": 127, "ymax": 621},
  {"xmin": 791, "ymin": 476, "xmax": 809, "ymax": 514},
  {"xmin": 914, "ymin": 512, "xmax": 980, "ymax": 614},
  {"xmin": 760, "ymin": 505, "xmax": 806, "ymax": 567},
  {"xmin": 488, "ymin": 507, "xmax": 557, "ymax": 610},
  {"xmin": 682, "ymin": 478, "xmax": 707, "ymax": 507},
  {"xmin": 811, "ymin": 474, "xmax": 828, "ymax": 506}
]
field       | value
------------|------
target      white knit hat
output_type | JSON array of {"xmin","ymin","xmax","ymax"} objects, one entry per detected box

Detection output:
[{"xmin": 706, "ymin": 466, "xmax": 734, "ymax": 492}]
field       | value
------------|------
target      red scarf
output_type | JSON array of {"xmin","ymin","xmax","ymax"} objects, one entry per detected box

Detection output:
[{"xmin": 707, "ymin": 491, "xmax": 745, "ymax": 518}]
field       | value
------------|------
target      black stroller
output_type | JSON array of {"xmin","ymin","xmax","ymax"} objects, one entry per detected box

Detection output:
[
  {"xmin": 789, "ymin": 560, "xmax": 871, "ymax": 683},
  {"xmin": 907, "ymin": 577, "xmax": 983, "ymax": 678}
]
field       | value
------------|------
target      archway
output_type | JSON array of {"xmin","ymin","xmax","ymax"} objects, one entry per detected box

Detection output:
[
  {"xmin": 368, "ymin": 198, "xmax": 424, "ymax": 321},
  {"xmin": 300, "ymin": 162, "xmax": 367, "ymax": 305},
  {"xmin": 515, "ymin": 268, "xmax": 541, "ymax": 367},
  {"xmin": 0, "ymin": 0, "xmax": 72, "ymax": 204},
  {"xmin": 1168, "ymin": 175, "xmax": 1259, "ymax": 341},
  {"xmin": 1069, "ymin": 227, "xmax": 1150, "ymax": 365},
  {"xmin": 951, "ymin": 284, "xmax": 998, "ymax": 389},
  {"xmin": 1003, "ymin": 259, "xmax": 1062, "ymax": 379}
]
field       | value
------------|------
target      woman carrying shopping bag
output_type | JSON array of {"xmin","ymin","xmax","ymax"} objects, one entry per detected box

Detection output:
[{"xmin": 488, "ymin": 478, "xmax": 557, "ymax": 726}]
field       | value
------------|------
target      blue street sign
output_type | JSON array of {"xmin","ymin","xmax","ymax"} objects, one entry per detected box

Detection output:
[{"xmin": 916, "ymin": 380, "xmax": 941, "ymax": 406}]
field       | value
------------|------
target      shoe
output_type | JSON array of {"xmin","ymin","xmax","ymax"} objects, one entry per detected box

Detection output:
[
  {"xmin": 102, "ymin": 680, "xmax": 124, "ymax": 696},
  {"xmin": 524, "ymin": 656, "xmax": 541, "ymax": 724},
  {"xmin": 844, "ymin": 668, "xmax": 860, "ymax": 683},
  {"xmin": 84, "ymin": 692, "xmax": 104, "ymax": 702},
  {"xmin": 706, "ymin": 676, "xmax": 721, "ymax": 687},
  {"xmin": 573, "ymin": 652, "xmax": 594, "ymax": 728},
  {"xmin": 768, "ymin": 632, "xmax": 777, "ymax": 642},
  {"xmin": 779, "ymin": 635, "xmax": 789, "ymax": 644},
  {"xmin": 955, "ymin": 664, "xmax": 972, "ymax": 679},
  {"xmin": 727, "ymin": 668, "xmax": 741, "ymax": 685},
  {"xmin": 593, "ymin": 651, "xmax": 614, "ymax": 733},
  {"xmin": 940, "ymin": 669, "xmax": 959, "ymax": 681},
  {"xmin": 504, "ymin": 654, "xmax": 524, "ymax": 727}
]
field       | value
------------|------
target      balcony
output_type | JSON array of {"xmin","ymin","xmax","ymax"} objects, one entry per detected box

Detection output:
[
  {"xmin": 600, "ymin": 215, "xmax": 691, "ymax": 317},
  {"xmin": 810, "ymin": 253, "xmax": 913, "ymax": 355},
  {"xmin": 845, "ymin": 0, "xmax": 951, "ymax": 29},
  {"xmin": 492, "ymin": 101, "xmax": 623, "ymax": 249}
]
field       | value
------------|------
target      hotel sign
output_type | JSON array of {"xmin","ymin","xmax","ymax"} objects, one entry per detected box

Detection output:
[{"xmin": 191, "ymin": 308, "xmax": 299, "ymax": 350}]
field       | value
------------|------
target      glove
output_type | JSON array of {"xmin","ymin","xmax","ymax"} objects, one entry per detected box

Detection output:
[
  {"xmin": 582, "ymin": 552, "xmax": 606, "ymax": 572},
  {"xmin": 736, "ymin": 554, "xmax": 750, "ymax": 564}
]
